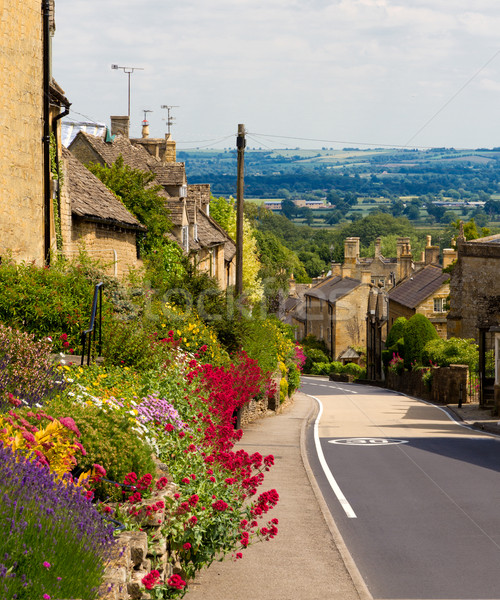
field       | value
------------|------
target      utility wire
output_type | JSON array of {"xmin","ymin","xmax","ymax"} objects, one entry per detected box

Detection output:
[{"xmin": 404, "ymin": 48, "xmax": 500, "ymax": 147}]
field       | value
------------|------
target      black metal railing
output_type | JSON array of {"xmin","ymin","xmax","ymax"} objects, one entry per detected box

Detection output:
[{"xmin": 81, "ymin": 282, "xmax": 103, "ymax": 366}]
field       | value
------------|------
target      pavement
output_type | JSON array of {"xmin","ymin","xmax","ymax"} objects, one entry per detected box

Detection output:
[
  {"xmin": 186, "ymin": 391, "xmax": 500, "ymax": 600},
  {"xmin": 186, "ymin": 391, "xmax": 371, "ymax": 600},
  {"xmin": 446, "ymin": 400, "xmax": 500, "ymax": 436}
]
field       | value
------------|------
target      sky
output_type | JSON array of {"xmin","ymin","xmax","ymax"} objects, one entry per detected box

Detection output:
[{"xmin": 53, "ymin": 0, "xmax": 500, "ymax": 150}]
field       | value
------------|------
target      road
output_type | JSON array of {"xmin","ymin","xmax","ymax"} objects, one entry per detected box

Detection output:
[{"xmin": 301, "ymin": 376, "xmax": 500, "ymax": 600}]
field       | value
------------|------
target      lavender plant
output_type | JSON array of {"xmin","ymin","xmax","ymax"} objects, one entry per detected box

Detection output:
[
  {"xmin": 0, "ymin": 323, "xmax": 65, "ymax": 411},
  {"xmin": 0, "ymin": 443, "xmax": 115, "ymax": 599}
]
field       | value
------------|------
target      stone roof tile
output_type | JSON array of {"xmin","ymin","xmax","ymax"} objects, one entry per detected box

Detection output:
[{"xmin": 64, "ymin": 147, "xmax": 145, "ymax": 231}]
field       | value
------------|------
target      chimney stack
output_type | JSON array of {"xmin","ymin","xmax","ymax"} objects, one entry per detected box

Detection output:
[
  {"xmin": 374, "ymin": 237, "xmax": 382, "ymax": 259},
  {"xmin": 165, "ymin": 133, "xmax": 176, "ymax": 163},
  {"xmin": 141, "ymin": 119, "xmax": 150, "ymax": 139},
  {"xmin": 442, "ymin": 248, "xmax": 457, "ymax": 269},
  {"xmin": 110, "ymin": 115, "xmax": 130, "ymax": 138},
  {"xmin": 330, "ymin": 263, "xmax": 342, "ymax": 277}
]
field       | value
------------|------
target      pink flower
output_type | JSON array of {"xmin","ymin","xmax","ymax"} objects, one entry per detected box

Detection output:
[
  {"xmin": 58, "ymin": 417, "xmax": 81, "ymax": 437},
  {"xmin": 43, "ymin": 561, "xmax": 51, "ymax": 568},
  {"xmin": 43, "ymin": 595, "xmax": 51, "ymax": 600},
  {"xmin": 183, "ymin": 542, "xmax": 192, "ymax": 550}
]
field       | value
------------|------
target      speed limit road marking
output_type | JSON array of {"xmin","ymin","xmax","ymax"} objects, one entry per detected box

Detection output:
[{"xmin": 329, "ymin": 438, "xmax": 408, "ymax": 446}]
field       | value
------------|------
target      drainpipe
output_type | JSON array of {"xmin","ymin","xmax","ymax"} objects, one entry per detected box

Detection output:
[
  {"xmin": 52, "ymin": 104, "xmax": 71, "ymax": 250},
  {"xmin": 42, "ymin": 0, "xmax": 51, "ymax": 265}
]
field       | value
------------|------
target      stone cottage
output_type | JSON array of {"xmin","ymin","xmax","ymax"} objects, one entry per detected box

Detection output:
[
  {"xmin": 68, "ymin": 117, "xmax": 235, "ymax": 289},
  {"xmin": 387, "ymin": 263, "xmax": 452, "ymax": 339},
  {"xmin": 304, "ymin": 273, "xmax": 372, "ymax": 360},
  {"xmin": 60, "ymin": 147, "xmax": 146, "ymax": 277},
  {"xmin": 447, "ymin": 232, "xmax": 500, "ymax": 407}
]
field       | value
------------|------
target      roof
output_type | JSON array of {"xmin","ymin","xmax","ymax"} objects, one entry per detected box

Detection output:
[
  {"xmin": 70, "ymin": 132, "xmax": 186, "ymax": 187},
  {"xmin": 305, "ymin": 276, "xmax": 362, "ymax": 302},
  {"xmin": 388, "ymin": 264, "xmax": 448, "ymax": 309},
  {"xmin": 285, "ymin": 296, "xmax": 300, "ymax": 312},
  {"xmin": 338, "ymin": 347, "xmax": 360, "ymax": 360},
  {"xmin": 63, "ymin": 147, "xmax": 145, "ymax": 231}
]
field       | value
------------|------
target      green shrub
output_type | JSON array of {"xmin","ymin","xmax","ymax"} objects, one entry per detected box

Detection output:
[
  {"xmin": 403, "ymin": 314, "xmax": 439, "ymax": 369},
  {"xmin": 301, "ymin": 334, "xmax": 329, "ymax": 354},
  {"xmin": 304, "ymin": 348, "xmax": 330, "ymax": 373},
  {"xmin": 310, "ymin": 362, "xmax": 331, "ymax": 375},
  {"xmin": 328, "ymin": 361, "xmax": 344, "ymax": 374},
  {"xmin": 342, "ymin": 362, "xmax": 364, "ymax": 377},
  {"xmin": 385, "ymin": 317, "xmax": 407, "ymax": 349},
  {"xmin": 422, "ymin": 337, "xmax": 479, "ymax": 371},
  {"xmin": 46, "ymin": 397, "xmax": 156, "ymax": 501},
  {"xmin": 279, "ymin": 377, "xmax": 289, "ymax": 403},
  {"xmin": 287, "ymin": 363, "xmax": 301, "ymax": 394},
  {"xmin": 102, "ymin": 319, "xmax": 169, "ymax": 370}
]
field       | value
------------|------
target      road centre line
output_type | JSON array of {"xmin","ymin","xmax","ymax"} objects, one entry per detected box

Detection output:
[{"xmin": 309, "ymin": 394, "xmax": 357, "ymax": 519}]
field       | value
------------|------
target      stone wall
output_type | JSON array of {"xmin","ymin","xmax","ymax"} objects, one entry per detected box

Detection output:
[
  {"xmin": 385, "ymin": 364, "xmax": 469, "ymax": 405},
  {"xmin": 98, "ymin": 480, "xmax": 179, "ymax": 600},
  {"xmin": 448, "ymin": 237, "xmax": 500, "ymax": 340},
  {"xmin": 67, "ymin": 220, "xmax": 142, "ymax": 278},
  {"xmin": 1, "ymin": 0, "xmax": 45, "ymax": 264}
]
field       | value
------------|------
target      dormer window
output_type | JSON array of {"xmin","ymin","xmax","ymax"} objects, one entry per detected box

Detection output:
[{"xmin": 182, "ymin": 225, "xmax": 189, "ymax": 252}]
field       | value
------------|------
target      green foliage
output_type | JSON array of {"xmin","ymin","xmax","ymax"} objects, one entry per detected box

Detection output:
[
  {"xmin": 210, "ymin": 196, "xmax": 263, "ymax": 303},
  {"xmin": 385, "ymin": 317, "xmax": 407, "ymax": 349},
  {"xmin": 0, "ymin": 256, "xmax": 113, "ymax": 353},
  {"xmin": 342, "ymin": 362, "xmax": 364, "ymax": 377},
  {"xmin": 422, "ymin": 337, "xmax": 479, "ymax": 371},
  {"xmin": 303, "ymin": 348, "xmax": 330, "ymax": 373},
  {"xmin": 310, "ymin": 362, "xmax": 331, "ymax": 375},
  {"xmin": 339, "ymin": 213, "xmax": 414, "ymax": 248},
  {"xmin": 47, "ymin": 391, "xmax": 156, "ymax": 501},
  {"xmin": 287, "ymin": 363, "xmax": 301, "ymax": 394},
  {"xmin": 329, "ymin": 361, "xmax": 344, "ymax": 374},
  {"xmin": 87, "ymin": 156, "xmax": 172, "ymax": 254},
  {"xmin": 403, "ymin": 314, "xmax": 439, "ymax": 369},
  {"xmin": 301, "ymin": 334, "xmax": 329, "ymax": 353}
]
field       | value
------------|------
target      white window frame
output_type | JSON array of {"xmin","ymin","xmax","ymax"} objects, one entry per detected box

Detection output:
[{"xmin": 433, "ymin": 297, "xmax": 445, "ymax": 313}]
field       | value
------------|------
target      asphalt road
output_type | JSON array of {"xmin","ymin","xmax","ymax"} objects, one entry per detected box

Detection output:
[{"xmin": 301, "ymin": 376, "xmax": 500, "ymax": 600}]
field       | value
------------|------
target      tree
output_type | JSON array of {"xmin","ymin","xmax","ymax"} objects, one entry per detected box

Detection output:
[
  {"xmin": 210, "ymin": 196, "xmax": 263, "ymax": 303},
  {"xmin": 281, "ymin": 199, "xmax": 297, "ymax": 219},
  {"xmin": 87, "ymin": 156, "xmax": 171, "ymax": 254}
]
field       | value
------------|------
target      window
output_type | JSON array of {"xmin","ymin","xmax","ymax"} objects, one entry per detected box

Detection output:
[
  {"xmin": 434, "ymin": 297, "xmax": 445, "ymax": 313},
  {"xmin": 182, "ymin": 225, "xmax": 189, "ymax": 251}
]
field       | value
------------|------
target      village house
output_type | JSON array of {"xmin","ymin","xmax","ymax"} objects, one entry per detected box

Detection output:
[
  {"xmin": 1, "ymin": 0, "xmax": 71, "ymax": 265},
  {"xmin": 68, "ymin": 117, "xmax": 236, "ymax": 289},
  {"xmin": 447, "ymin": 231, "xmax": 500, "ymax": 408},
  {"xmin": 60, "ymin": 147, "xmax": 146, "ymax": 277},
  {"xmin": 304, "ymin": 272, "xmax": 372, "ymax": 360},
  {"xmin": 387, "ymin": 262, "xmax": 454, "ymax": 339}
]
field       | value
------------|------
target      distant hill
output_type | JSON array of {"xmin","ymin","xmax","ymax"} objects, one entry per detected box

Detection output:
[{"xmin": 179, "ymin": 147, "xmax": 500, "ymax": 200}]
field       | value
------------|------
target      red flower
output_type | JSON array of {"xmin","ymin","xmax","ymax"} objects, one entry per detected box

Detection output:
[
  {"xmin": 156, "ymin": 477, "xmax": 168, "ymax": 490},
  {"xmin": 164, "ymin": 423, "xmax": 175, "ymax": 432},
  {"xmin": 167, "ymin": 574, "xmax": 186, "ymax": 590},
  {"xmin": 183, "ymin": 542, "xmax": 192, "ymax": 550},
  {"xmin": 212, "ymin": 499, "xmax": 228, "ymax": 512},
  {"xmin": 142, "ymin": 570, "xmax": 161, "ymax": 590}
]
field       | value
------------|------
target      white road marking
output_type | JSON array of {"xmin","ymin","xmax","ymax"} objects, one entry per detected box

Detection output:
[
  {"xmin": 309, "ymin": 394, "xmax": 357, "ymax": 519},
  {"xmin": 329, "ymin": 438, "xmax": 408, "ymax": 446}
]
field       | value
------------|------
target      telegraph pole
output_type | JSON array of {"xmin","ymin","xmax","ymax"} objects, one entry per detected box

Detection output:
[{"xmin": 235, "ymin": 124, "xmax": 246, "ymax": 297}]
